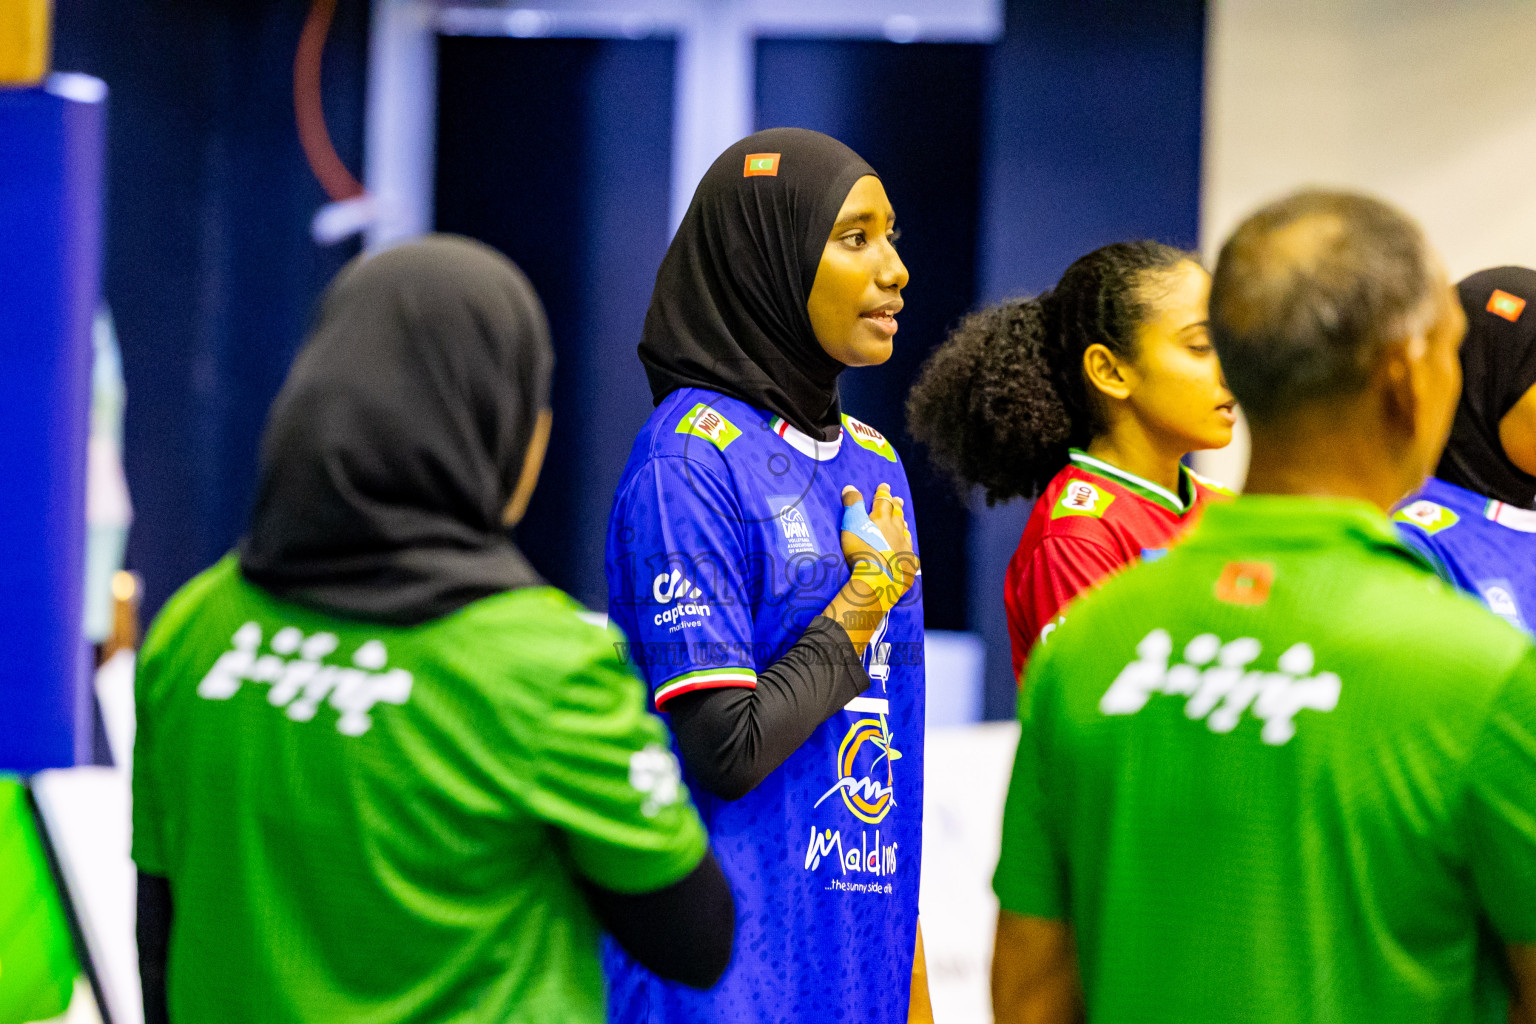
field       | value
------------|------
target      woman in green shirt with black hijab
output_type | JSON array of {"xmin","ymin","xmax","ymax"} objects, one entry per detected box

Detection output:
[{"xmin": 133, "ymin": 236, "xmax": 732, "ymax": 1024}]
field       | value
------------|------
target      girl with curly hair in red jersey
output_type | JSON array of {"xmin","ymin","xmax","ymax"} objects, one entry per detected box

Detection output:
[{"xmin": 907, "ymin": 242, "xmax": 1235, "ymax": 680}]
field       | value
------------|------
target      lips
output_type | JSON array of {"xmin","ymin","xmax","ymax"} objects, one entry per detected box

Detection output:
[
  {"xmin": 1216, "ymin": 400, "xmax": 1237, "ymax": 423},
  {"xmin": 860, "ymin": 302, "xmax": 902, "ymax": 337}
]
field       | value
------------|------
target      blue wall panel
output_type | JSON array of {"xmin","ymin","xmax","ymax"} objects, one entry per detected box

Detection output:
[{"xmin": 0, "ymin": 80, "xmax": 106, "ymax": 771}]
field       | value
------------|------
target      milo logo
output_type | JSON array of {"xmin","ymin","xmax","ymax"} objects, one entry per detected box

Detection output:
[
  {"xmin": 1393, "ymin": 500, "xmax": 1458, "ymax": 535},
  {"xmin": 1053, "ymin": 480, "xmax": 1115, "ymax": 520},
  {"xmin": 675, "ymin": 403, "xmax": 742, "ymax": 452},
  {"xmin": 842, "ymin": 414, "xmax": 898, "ymax": 462}
]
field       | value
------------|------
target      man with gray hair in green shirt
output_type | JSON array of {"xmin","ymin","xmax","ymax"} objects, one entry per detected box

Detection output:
[{"xmin": 990, "ymin": 190, "xmax": 1536, "ymax": 1024}]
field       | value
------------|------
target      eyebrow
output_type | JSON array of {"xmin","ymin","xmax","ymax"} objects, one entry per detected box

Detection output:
[
  {"xmin": 832, "ymin": 210, "xmax": 895, "ymax": 232},
  {"xmin": 1179, "ymin": 320, "xmax": 1210, "ymax": 335}
]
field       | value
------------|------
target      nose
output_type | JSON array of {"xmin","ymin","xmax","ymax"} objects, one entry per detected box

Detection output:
[{"xmin": 877, "ymin": 239, "xmax": 908, "ymax": 292}]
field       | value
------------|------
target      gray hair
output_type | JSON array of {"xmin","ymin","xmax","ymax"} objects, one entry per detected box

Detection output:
[{"xmin": 1209, "ymin": 190, "xmax": 1438, "ymax": 425}]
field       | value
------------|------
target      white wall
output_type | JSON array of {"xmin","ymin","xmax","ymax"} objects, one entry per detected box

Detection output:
[{"xmin": 1196, "ymin": 0, "xmax": 1536, "ymax": 489}]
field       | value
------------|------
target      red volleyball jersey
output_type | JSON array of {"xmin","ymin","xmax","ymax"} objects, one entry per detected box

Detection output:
[{"xmin": 1004, "ymin": 449, "xmax": 1228, "ymax": 680}]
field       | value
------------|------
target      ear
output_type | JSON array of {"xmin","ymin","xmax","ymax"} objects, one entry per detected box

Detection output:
[
  {"xmin": 1082, "ymin": 343, "xmax": 1135, "ymax": 402},
  {"xmin": 1378, "ymin": 337, "xmax": 1420, "ymax": 441}
]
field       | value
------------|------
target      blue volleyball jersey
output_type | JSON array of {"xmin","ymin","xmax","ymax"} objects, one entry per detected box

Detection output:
[
  {"xmin": 603, "ymin": 387, "xmax": 925, "ymax": 1024},
  {"xmin": 1393, "ymin": 476, "xmax": 1536, "ymax": 635}
]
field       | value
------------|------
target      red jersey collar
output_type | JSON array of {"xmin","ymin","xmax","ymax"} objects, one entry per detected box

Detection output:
[{"xmin": 1067, "ymin": 449, "xmax": 1196, "ymax": 515}]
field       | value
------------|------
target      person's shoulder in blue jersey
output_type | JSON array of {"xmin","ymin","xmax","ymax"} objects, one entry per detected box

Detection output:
[
  {"xmin": 604, "ymin": 127, "xmax": 933, "ymax": 1024},
  {"xmin": 1393, "ymin": 266, "xmax": 1536, "ymax": 635}
]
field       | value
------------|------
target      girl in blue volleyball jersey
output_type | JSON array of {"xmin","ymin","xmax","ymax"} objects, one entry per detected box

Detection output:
[
  {"xmin": 1394, "ymin": 266, "xmax": 1536, "ymax": 634},
  {"xmin": 603, "ymin": 128, "xmax": 932, "ymax": 1023}
]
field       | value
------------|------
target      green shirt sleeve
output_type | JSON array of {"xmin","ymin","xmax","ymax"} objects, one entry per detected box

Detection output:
[
  {"xmin": 993, "ymin": 660, "xmax": 1067, "ymax": 920},
  {"xmin": 1466, "ymin": 647, "xmax": 1536, "ymax": 943},
  {"xmin": 521, "ymin": 624, "xmax": 708, "ymax": 896}
]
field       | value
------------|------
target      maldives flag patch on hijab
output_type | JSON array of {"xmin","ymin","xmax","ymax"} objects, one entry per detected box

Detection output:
[
  {"xmin": 743, "ymin": 153, "xmax": 780, "ymax": 177},
  {"xmin": 1488, "ymin": 288, "xmax": 1526, "ymax": 322}
]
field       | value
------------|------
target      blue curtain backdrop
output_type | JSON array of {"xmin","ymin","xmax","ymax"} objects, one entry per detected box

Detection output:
[
  {"xmin": 52, "ymin": 0, "xmax": 369, "ymax": 620},
  {"xmin": 971, "ymin": 0, "xmax": 1206, "ymax": 716},
  {"xmin": 435, "ymin": 36, "xmax": 677, "ymax": 613},
  {"xmin": 52, "ymin": 0, "xmax": 1203, "ymax": 722},
  {"xmin": 757, "ymin": 40, "xmax": 986, "ymax": 636}
]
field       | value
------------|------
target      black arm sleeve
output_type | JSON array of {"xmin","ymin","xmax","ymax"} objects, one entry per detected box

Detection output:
[
  {"xmin": 580, "ymin": 849, "xmax": 735, "ymax": 990},
  {"xmin": 136, "ymin": 869, "xmax": 172, "ymax": 1024},
  {"xmin": 667, "ymin": 615, "xmax": 868, "ymax": 801}
]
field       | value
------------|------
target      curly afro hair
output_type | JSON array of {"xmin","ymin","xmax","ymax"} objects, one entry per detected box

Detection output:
[{"xmin": 906, "ymin": 240, "xmax": 1195, "ymax": 505}]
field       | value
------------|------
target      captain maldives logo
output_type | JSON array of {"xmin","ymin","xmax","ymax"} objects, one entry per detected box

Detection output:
[{"xmin": 651, "ymin": 569, "xmax": 711, "ymax": 630}]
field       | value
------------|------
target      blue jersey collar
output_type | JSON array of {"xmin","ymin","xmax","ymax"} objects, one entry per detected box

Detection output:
[
  {"xmin": 770, "ymin": 415, "xmax": 843, "ymax": 461},
  {"xmin": 1422, "ymin": 476, "xmax": 1536, "ymax": 534}
]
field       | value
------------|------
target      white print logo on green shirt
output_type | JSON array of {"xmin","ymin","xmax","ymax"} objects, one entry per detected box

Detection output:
[
  {"xmin": 629, "ymin": 743, "xmax": 684, "ymax": 818},
  {"xmin": 1099, "ymin": 629, "xmax": 1341, "ymax": 745},
  {"xmin": 198, "ymin": 621, "xmax": 413, "ymax": 736}
]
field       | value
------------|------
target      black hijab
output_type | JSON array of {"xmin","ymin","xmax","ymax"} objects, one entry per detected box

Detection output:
[
  {"xmin": 240, "ymin": 235, "xmax": 554, "ymax": 624},
  {"xmin": 1437, "ymin": 266, "xmax": 1536, "ymax": 510},
  {"xmin": 639, "ymin": 127, "xmax": 879, "ymax": 442}
]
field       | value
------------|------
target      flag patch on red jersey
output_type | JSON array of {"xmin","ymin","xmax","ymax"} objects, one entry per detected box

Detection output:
[
  {"xmin": 744, "ymin": 153, "xmax": 780, "ymax": 177},
  {"xmin": 1488, "ymin": 289, "xmax": 1526, "ymax": 322},
  {"xmin": 1215, "ymin": 561, "xmax": 1274, "ymax": 605}
]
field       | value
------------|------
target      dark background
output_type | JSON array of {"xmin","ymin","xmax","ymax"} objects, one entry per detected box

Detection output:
[{"xmin": 53, "ymin": 0, "xmax": 1204, "ymax": 719}]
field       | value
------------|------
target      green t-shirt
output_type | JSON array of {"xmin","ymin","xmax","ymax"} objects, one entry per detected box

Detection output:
[
  {"xmin": 0, "ymin": 776, "xmax": 79, "ymax": 1022},
  {"xmin": 994, "ymin": 496, "xmax": 1536, "ymax": 1024},
  {"xmin": 132, "ymin": 556, "xmax": 708, "ymax": 1024}
]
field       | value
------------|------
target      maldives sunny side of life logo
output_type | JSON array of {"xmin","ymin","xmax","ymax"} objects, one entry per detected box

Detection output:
[{"xmin": 801, "ymin": 714, "xmax": 903, "ymax": 894}]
